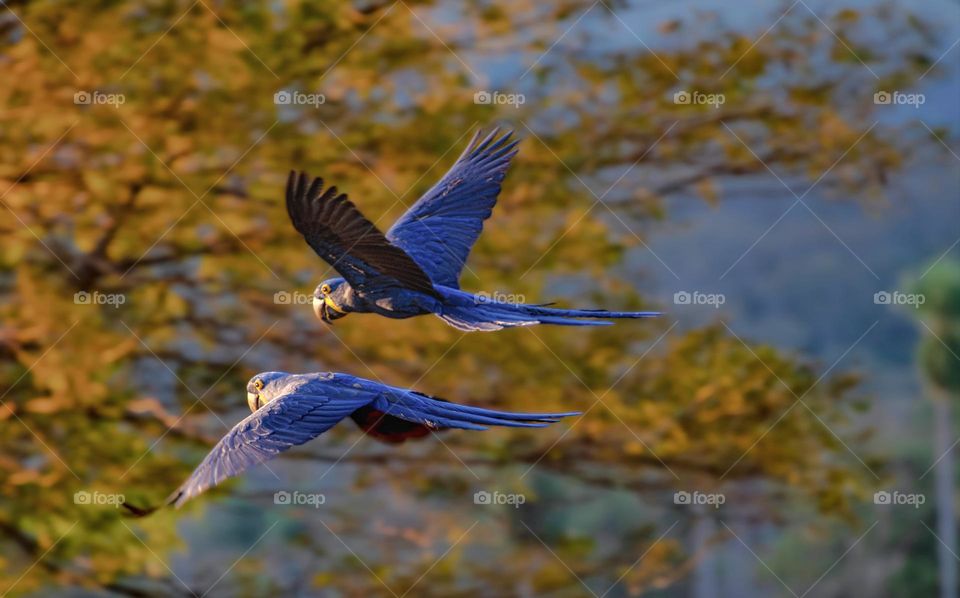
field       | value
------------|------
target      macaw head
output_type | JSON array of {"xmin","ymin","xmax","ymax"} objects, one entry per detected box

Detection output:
[
  {"xmin": 313, "ymin": 277, "xmax": 350, "ymax": 324},
  {"xmin": 246, "ymin": 371, "xmax": 289, "ymax": 412}
]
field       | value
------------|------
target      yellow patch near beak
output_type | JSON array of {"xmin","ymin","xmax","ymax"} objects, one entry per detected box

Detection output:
[{"xmin": 324, "ymin": 295, "xmax": 345, "ymax": 314}]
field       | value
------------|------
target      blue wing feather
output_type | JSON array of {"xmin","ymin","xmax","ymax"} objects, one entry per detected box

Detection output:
[
  {"xmin": 168, "ymin": 389, "xmax": 370, "ymax": 507},
  {"xmin": 167, "ymin": 373, "xmax": 577, "ymax": 507},
  {"xmin": 386, "ymin": 128, "xmax": 518, "ymax": 288}
]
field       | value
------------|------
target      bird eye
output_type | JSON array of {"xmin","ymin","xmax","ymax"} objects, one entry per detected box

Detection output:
[
  {"xmin": 254, "ymin": 379, "xmax": 263, "ymax": 391},
  {"xmin": 321, "ymin": 284, "xmax": 331, "ymax": 294}
]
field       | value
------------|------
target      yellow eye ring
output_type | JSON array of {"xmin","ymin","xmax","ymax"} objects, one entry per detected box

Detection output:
[
  {"xmin": 254, "ymin": 379, "xmax": 263, "ymax": 391},
  {"xmin": 321, "ymin": 284, "xmax": 331, "ymax": 294}
]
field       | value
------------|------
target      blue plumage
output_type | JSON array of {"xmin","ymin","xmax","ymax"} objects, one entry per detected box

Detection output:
[
  {"xmin": 285, "ymin": 127, "xmax": 660, "ymax": 330},
  {"xmin": 386, "ymin": 129, "xmax": 518, "ymax": 289},
  {"xmin": 166, "ymin": 372, "xmax": 577, "ymax": 507}
]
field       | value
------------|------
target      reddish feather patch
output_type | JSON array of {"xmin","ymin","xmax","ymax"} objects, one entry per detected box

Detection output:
[{"xmin": 349, "ymin": 406, "xmax": 443, "ymax": 444}]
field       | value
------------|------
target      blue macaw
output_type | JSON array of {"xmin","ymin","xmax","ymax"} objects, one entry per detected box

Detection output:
[
  {"xmin": 166, "ymin": 372, "xmax": 577, "ymax": 507},
  {"xmin": 286, "ymin": 128, "xmax": 659, "ymax": 331}
]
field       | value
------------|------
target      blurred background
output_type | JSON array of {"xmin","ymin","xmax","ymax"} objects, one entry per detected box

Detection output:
[{"xmin": 0, "ymin": 0, "xmax": 958, "ymax": 596}]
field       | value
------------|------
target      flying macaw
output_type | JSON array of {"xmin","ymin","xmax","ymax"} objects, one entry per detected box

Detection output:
[
  {"xmin": 165, "ymin": 371, "xmax": 577, "ymax": 507},
  {"xmin": 285, "ymin": 128, "xmax": 659, "ymax": 331}
]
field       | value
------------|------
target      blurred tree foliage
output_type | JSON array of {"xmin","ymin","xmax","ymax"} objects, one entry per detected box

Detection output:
[
  {"xmin": 916, "ymin": 261, "xmax": 960, "ymax": 391},
  {"xmin": 913, "ymin": 260, "xmax": 960, "ymax": 598},
  {"xmin": 0, "ymin": 0, "xmax": 939, "ymax": 595}
]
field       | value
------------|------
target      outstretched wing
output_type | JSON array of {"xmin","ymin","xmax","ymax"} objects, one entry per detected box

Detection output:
[
  {"xmin": 286, "ymin": 171, "xmax": 440, "ymax": 298},
  {"xmin": 386, "ymin": 129, "xmax": 518, "ymax": 288},
  {"xmin": 168, "ymin": 389, "xmax": 371, "ymax": 507}
]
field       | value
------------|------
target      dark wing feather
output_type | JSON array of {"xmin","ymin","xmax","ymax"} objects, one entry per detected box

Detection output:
[
  {"xmin": 168, "ymin": 390, "xmax": 371, "ymax": 507},
  {"xmin": 285, "ymin": 171, "xmax": 439, "ymax": 298},
  {"xmin": 386, "ymin": 128, "xmax": 518, "ymax": 288}
]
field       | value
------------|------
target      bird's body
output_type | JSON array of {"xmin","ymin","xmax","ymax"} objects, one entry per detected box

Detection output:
[
  {"xmin": 166, "ymin": 371, "xmax": 577, "ymax": 507},
  {"xmin": 287, "ymin": 128, "xmax": 659, "ymax": 331},
  {"xmin": 316, "ymin": 276, "xmax": 654, "ymax": 331},
  {"xmin": 318, "ymin": 275, "xmax": 435, "ymax": 320}
]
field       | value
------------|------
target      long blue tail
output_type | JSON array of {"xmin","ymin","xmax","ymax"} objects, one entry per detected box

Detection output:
[
  {"xmin": 437, "ymin": 293, "xmax": 659, "ymax": 331},
  {"xmin": 378, "ymin": 390, "xmax": 580, "ymax": 431}
]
